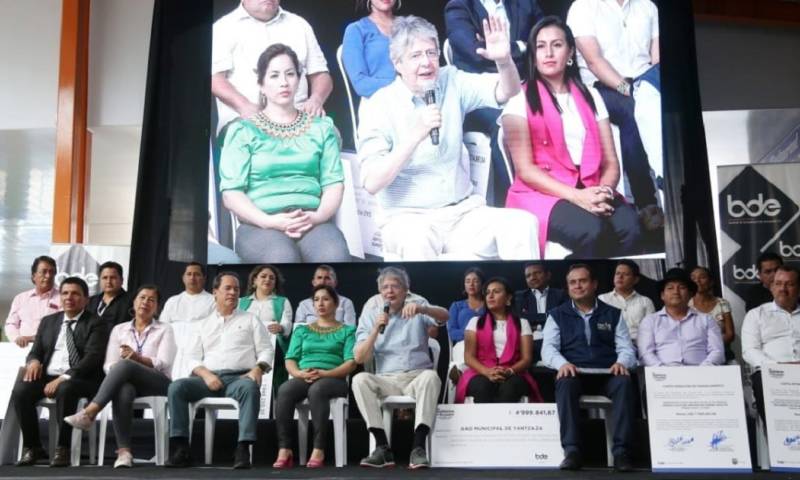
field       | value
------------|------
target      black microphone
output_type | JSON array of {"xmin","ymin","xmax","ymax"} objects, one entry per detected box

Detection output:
[
  {"xmin": 423, "ymin": 89, "xmax": 439, "ymax": 145},
  {"xmin": 379, "ymin": 302, "xmax": 390, "ymax": 334}
]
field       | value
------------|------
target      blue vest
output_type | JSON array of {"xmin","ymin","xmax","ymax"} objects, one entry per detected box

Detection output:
[{"xmin": 551, "ymin": 300, "xmax": 620, "ymax": 368}]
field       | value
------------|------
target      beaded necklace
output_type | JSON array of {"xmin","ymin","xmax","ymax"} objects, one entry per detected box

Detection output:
[{"xmin": 250, "ymin": 110, "xmax": 312, "ymax": 139}]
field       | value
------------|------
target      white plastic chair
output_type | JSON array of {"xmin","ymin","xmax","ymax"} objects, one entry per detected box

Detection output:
[
  {"xmin": 296, "ymin": 396, "xmax": 349, "ymax": 467},
  {"xmin": 578, "ymin": 395, "xmax": 614, "ymax": 467},
  {"xmin": 443, "ymin": 38, "xmax": 454, "ymax": 66},
  {"xmin": 97, "ymin": 396, "xmax": 168, "ymax": 466},
  {"xmin": 17, "ymin": 398, "xmax": 96, "ymax": 466},
  {"xmin": 755, "ymin": 414, "xmax": 770, "ymax": 470},
  {"xmin": 336, "ymin": 45, "xmax": 360, "ymax": 148},
  {"xmin": 187, "ymin": 397, "xmax": 251, "ymax": 465},
  {"xmin": 369, "ymin": 339, "xmax": 441, "ymax": 453}
]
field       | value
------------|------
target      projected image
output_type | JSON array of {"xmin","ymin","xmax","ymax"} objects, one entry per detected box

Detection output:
[{"xmin": 207, "ymin": 0, "xmax": 665, "ymax": 264}]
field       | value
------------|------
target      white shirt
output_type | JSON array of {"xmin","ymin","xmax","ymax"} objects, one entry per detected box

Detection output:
[
  {"xmin": 246, "ymin": 295, "xmax": 293, "ymax": 338},
  {"xmin": 294, "ymin": 295, "xmax": 357, "ymax": 326},
  {"xmin": 46, "ymin": 312, "xmax": 84, "ymax": 376},
  {"xmin": 500, "ymin": 87, "xmax": 608, "ymax": 166},
  {"xmin": 532, "ymin": 288, "xmax": 549, "ymax": 315},
  {"xmin": 159, "ymin": 291, "xmax": 216, "ymax": 324},
  {"xmin": 466, "ymin": 315, "xmax": 532, "ymax": 357},
  {"xmin": 567, "ymin": 0, "xmax": 659, "ymax": 85},
  {"xmin": 212, "ymin": 5, "xmax": 328, "ymax": 129},
  {"xmin": 185, "ymin": 309, "xmax": 274, "ymax": 373},
  {"xmin": 742, "ymin": 302, "xmax": 800, "ymax": 370},
  {"xmin": 598, "ymin": 290, "xmax": 654, "ymax": 340}
]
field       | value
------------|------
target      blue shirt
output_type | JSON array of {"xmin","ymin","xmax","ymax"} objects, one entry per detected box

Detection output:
[
  {"xmin": 447, "ymin": 299, "xmax": 484, "ymax": 343},
  {"xmin": 541, "ymin": 300, "xmax": 637, "ymax": 370},
  {"xmin": 356, "ymin": 297, "xmax": 438, "ymax": 374},
  {"xmin": 342, "ymin": 17, "xmax": 396, "ymax": 98}
]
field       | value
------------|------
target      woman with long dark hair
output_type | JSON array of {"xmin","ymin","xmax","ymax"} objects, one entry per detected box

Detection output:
[
  {"xmin": 501, "ymin": 16, "xmax": 641, "ymax": 258},
  {"xmin": 689, "ymin": 266, "xmax": 736, "ymax": 361}
]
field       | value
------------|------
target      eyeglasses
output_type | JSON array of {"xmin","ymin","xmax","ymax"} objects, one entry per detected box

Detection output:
[{"xmin": 406, "ymin": 49, "xmax": 439, "ymax": 63}]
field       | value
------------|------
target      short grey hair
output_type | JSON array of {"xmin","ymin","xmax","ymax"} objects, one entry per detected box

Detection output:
[
  {"xmin": 376, "ymin": 266, "xmax": 410, "ymax": 291},
  {"xmin": 389, "ymin": 15, "xmax": 440, "ymax": 65},
  {"xmin": 315, "ymin": 264, "xmax": 337, "ymax": 282}
]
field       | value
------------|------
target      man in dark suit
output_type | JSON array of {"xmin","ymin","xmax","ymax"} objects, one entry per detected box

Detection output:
[
  {"xmin": 444, "ymin": 0, "xmax": 544, "ymax": 204},
  {"xmin": 514, "ymin": 262, "xmax": 568, "ymax": 355},
  {"xmin": 744, "ymin": 251, "xmax": 782, "ymax": 312},
  {"xmin": 87, "ymin": 261, "xmax": 130, "ymax": 328},
  {"xmin": 11, "ymin": 277, "xmax": 109, "ymax": 467}
]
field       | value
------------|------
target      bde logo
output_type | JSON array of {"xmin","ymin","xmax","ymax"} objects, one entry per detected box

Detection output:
[
  {"xmin": 726, "ymin": 193, "xmax": 781, "ymax": 218},
  {"xmin": 780, "ymin": 240, "xmax": 800, "ymax": 258},
  {"xmin": 732, "ymin": 265, "xmax": 758, "ymax": 281}
]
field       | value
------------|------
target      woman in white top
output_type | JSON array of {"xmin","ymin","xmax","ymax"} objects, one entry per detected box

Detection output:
[
  {"xmin": 64, "ymin": 285, "xmax": 176, "ymax": 468},
  {"xmin": 690, "ymin": 266, "xmax": 735, "ymax": 361},
  {"xmin": 501, "ymin": 16, "xmax": 641, "ymax": 258}
]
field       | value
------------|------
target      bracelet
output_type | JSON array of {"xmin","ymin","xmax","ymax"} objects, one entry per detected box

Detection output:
[{"xmin": 616, "ymin": 80, "xmax": 630, "ymax": 96}]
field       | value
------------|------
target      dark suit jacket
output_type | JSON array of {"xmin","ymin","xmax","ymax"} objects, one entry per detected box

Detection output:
[
  {"xmin": 445, "ymin": 0, "xmax": 544, "ymax": 75},
  {"xmin": 513, "ymin": 287, "xmax": 569, "ymax": 330},
  {"xmin": 27, "ymin": 310, "xmax": 109, "ymax": 381},
  {"xmin": 88, "ymin": 290, "xmax": 131, "ymax": 328}
]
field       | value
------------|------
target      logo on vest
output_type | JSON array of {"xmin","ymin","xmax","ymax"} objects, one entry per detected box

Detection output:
[{"xmin": 596, "ymin": 322, "xmax": 612, "ymax": 331}]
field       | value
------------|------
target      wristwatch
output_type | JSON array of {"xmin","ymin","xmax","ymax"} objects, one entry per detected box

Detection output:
[
  {"xmin": 616, "ymin": 79, "xmax": 631, "ymax": 96},
  {"xmin": 256, "ymin": 362, "xmax": 271, "ymax": 374}
]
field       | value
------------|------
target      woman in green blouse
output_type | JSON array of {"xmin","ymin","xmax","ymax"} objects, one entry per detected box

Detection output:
[
  {"xmin": 219, "ymin": 43, "xmax": 350, "ymax": 263},
  {"xmin": 272, "ymin": 284, "xmax": 356, "ymax": 468}
]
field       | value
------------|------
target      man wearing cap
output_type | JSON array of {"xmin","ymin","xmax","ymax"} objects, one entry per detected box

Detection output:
[{"xmin": 637, "ymin": 268, "xmax": 724, "ymax": 367}]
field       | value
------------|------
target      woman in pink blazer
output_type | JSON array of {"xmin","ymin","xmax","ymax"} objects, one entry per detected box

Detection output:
[{"xmin": 501, "ymin": 16, "xmax": 641, "ymax": 258}]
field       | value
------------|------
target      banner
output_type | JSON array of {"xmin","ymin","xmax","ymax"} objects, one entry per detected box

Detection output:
[
  {"xmin": 431, "ymin": 403, "xmax": 562, "ymax": 468},
  {"xmin": 49, "ymin": 244, "xmax": 131, "ymax": 296},
  {"xmin": 762, "ymin": 364, "xmax": 800, "ymax": 472},
  {"xmin": 645, "ymin": 365, "xmax": 752, "ymax": 472}
]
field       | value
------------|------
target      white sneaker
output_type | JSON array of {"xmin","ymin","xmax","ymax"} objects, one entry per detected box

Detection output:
[
  {"xmin": 114, "ymin": 450, "xmax": 133, "ymax": 468},
  {"xmin": 64, "ymin": 410, "xmax": 93, "ymax": 431}
]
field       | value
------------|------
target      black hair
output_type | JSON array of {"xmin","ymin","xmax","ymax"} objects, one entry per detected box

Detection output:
[
  {"xmin": 134, "ymin": 284, "xmax": 161, "ymax": 304},
  {"xmin": 213, "ymin": 271, "xmax": 240, "ymax": 291},
  {"xmin": 247, "ymin": 265, "xmax": 284, "ymax": 295},
  {"xmin": 462, "ymin": 267, "xmax": 486, "ymax": 297},
  {"xmin": 312, "ymin": 284, "xmax": 340, "ymax": 307},
  {"xmin": 31, "ymin": 255, "xmax": 56, "ymax": 276},
  {"xmin": 568, "ymin": 263, "xmax": 595, "ymax": 281},
  {"xmin": 256, "ymin": 43, "xmax": 301, "ymax": 86},
  {"xmin": 616, "ymin": 259, "xmax": 640, "ymax": 278},
  {"xmin": 98, "ymin": 261, "xmax": 124, "ymax": 278},
  {"xmin": 60, "ymin": 276, "xmax": 89, "ymax": 297},
  {"xmin": 523, "ymin": 261, "xmax": 549, "ymax": 273},
  {"xmin": 757, "ymin": 251, "xmax": 783, "ymax": 272},
  {"xmin": 477, "ymin": 277, "xmax": 520, "ymax": 331},
  {"xmin": 185, "ymin": 261, "xmax": 206, "ymax": 276}
]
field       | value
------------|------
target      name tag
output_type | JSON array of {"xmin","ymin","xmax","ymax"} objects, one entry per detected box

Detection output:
[{"xmin": 596, "ymin": 322, "xmax": 613, "ymax": 332}]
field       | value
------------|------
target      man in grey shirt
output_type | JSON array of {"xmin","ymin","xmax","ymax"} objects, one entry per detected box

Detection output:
[
  {"xmin": 293, "ymin": 265, "xmax": 356, "ymax": 326},
  {"xmin": 357, "ymin": 15, "xmax": 539, "ymax": 261}
]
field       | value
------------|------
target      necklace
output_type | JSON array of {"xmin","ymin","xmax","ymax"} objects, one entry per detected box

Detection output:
[
  {"xmin": 308, "ymin": 321, "xmax": 343, "ymax": 334},
  {"xmin": 250, "ymin": 110, "xmax": 311, "ymax": 139}
]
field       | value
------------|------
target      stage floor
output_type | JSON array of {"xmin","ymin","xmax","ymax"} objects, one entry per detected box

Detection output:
[{"xmin": 0, "ymin": 465, "xmax": 791, "ymax": 480}]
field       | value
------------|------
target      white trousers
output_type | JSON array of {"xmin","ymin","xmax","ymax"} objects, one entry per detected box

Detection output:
[
  {"xmin": 633, "ymin": 81, "xmax": 663, "ymax": 184},
  {"xmin": 381, "ymin": 195, "xmax": 539, "ymax": 261},
  {"xmin": 351, "ymin": 369, "xmax": 441, "ymax": 430}
]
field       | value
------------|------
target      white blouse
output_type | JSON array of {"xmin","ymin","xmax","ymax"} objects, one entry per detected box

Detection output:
[{"xmin": 466, "ymin": 316, "xmax": 533, "ymax": 358}]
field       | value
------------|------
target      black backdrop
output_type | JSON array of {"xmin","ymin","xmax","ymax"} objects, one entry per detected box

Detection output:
[{"xmin": 129, "ymin": 0, "xmax": 717, "ymax": 312}]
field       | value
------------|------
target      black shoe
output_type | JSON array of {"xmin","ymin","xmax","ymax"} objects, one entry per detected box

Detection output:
[
  {"xmin": 165, "ymin": 445, "xmax": 192, "ymax": 468},
  {"xmin": 559, "ymin": 451, "xmax": 582, "ymax": 471},
  {"xmin": 233, "ymin": 444, "xmax": 251, "ymax": 469},
  {"xmin": 16, "ymin": 446, "xmax": 47, "ymax": 466},
  {"xmin": 614, "ymin": 453, "xmax": 634, "ymax": 472},
  {"xmin": 50, "ymin": 446, "xmax": 69, "ymax": 467}
]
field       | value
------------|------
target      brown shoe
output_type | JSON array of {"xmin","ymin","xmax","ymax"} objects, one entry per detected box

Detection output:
[
  {"xmin": 50, "ymin": 446, "xmax": 69, "ymax": 467},
  {"xmin": 16, "ymin": 446, "xmax": 47, "ymax": 466}
]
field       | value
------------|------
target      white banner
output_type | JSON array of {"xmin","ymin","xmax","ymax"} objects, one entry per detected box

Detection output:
[
  {"xmin": 645, "ymin": 365, "xmax": 752, "ymax": 472},
  {"xmin": 762, "ymin": 364, "xmax": 800, "ymax": 472},
  {"xmin": 50, "ymin": 244, "xmax": 131, "ymax": 296},
  {"xmin": 431, "ymin": 403, "xmax": 562, "ymax": 468}
]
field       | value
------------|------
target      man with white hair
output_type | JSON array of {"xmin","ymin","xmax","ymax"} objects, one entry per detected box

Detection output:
[
  {"xmin": 352, "ymin": 267, "xmax": 448, "ymax": 468},
  {"xmin": 357, "ymin": 15, "xmax": 539, "ymax": 261}
]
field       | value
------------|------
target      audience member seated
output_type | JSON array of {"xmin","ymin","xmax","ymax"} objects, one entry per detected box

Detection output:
[
  {"xmin": 742, "ymin": 265, "xmax": 800, "ymax": 425},
  {"xmin": 567, "ymin": 0, "xmax": 664, "ymax": 230},
  {"xmin": 598, "ymin": 259, "xmax": 654, "ymax": 342},
  {"xmin": 689, "ymin": 266, "xmax": 736, "ymax": 362},
  {"xmin": 294, "ymin": 264, "xmax": 356, "ymax": 326},
  {"xmin": 447, "ymin": 267, "xmax": 486, "ymax": 345},
  {"xmin": 357, "ymin": 15, "xmax": 539, "ymax": 261},
  {"xmin": 11, "ymin": 277, "xmax": 109, "ymax": 467},
  {"xmin": 542, "ymin": 263, "xmax": 637, "ymax": 472},
  {"xmin": 744, "ymin": 251, "xmax": 782, "ymax": 312},
  {"xmin": 455, "ymin": 277, "xmax": 542, "ymax": 403},
  {"xmin": 88, "ymin": 261, "xmax": 131, "ymax": 328},
  {"xmin": 502, "ymin": 16, "xmax": 641, "ymax": 258},
  {"xmin": 272, "ymin": 285, "xmax": 357, "ymax": 468},
  {"xmin": 166, "ymin": 272, "xmax": 273, "ymax": 469},
  {"xmin": 637, "ymin": 268, "xmax": 724, "ymax": 367},
  {"xmin": 342, "ymin": 0, "xmax": 400, "ymax": 99},
  {"xmin": 219, "ymin": 44, "xmax": 349, "ymax": 263},
  {"xmin": 352, "ymin": 267, "xmax": 449, "ymax": 469},
  {"xmin": 4, "ymin": 256, "xmax": 61, "ymax": 348},
  {"xmin": 64, "ymin": 285, "xmax": 176, "ymax": 468},
  {"xmin": 513, "ymin": 261, "xmax": 568, "ymax": 357},
  {"xmin": 212, "ymin": 0, "xmax": 332, "ymax": 131},
  {"xmin": 159, "ymin": 262, "xmax": 215, "ymax": 324},
  {"xmin": 444, "ymin": 0, "xmax": 544, "ymax": 198}
]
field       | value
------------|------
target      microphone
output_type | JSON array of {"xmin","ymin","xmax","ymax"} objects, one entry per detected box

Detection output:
[
  {"xmin": 379, "ymin": 302, "xmax": 390, "ymax": 334},
  {"xmin": 423, "ymin": 88, "xmax": 439, "ymax": 145}
]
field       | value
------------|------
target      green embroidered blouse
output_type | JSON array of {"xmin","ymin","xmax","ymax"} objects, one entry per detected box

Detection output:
[{"xmin": 285, "ymin": 323, "xmax": 356, "ymax": 371}]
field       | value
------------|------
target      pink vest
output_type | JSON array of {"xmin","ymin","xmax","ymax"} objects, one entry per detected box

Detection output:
[
  {"xmin": 454, "ymin": 313, "xmax": 542, "ymax": 403},
  {"xmin": 505, "ymin": 80, "xmax": 603, "ymax": 255}
]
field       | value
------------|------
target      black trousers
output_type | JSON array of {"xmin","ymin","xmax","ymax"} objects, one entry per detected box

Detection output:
[
  {"xmin": 466, "ymin": 374, "xmax": 530, "ymax": 403},
  {"xmin": 11, "ymin": 373, "xmax": 101, "ymax": 448},
  {"xmin": 548, "ymin": 198, "xmax": 641, "ymax": 258},
  {"xmin": 275, "ymin": 377, "xmax": 348, "ymax": 450},
  {"xmin": 751, "ymin": 370, "xmax": 766, "ymax": 425}
]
